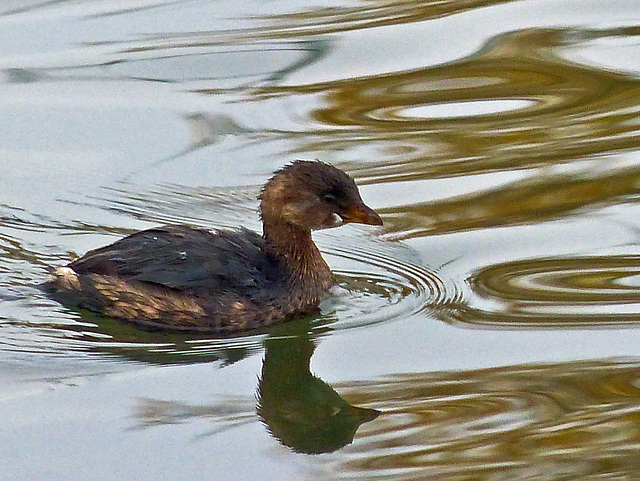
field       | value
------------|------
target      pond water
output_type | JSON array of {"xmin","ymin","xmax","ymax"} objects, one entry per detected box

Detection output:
[{"xmin": 2, "ymin": 0, "xmax": 640, "ymax": 479}]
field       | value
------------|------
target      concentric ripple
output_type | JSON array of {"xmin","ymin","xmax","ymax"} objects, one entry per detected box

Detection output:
[
  {"xmin": 448, "ymin": 255, "xmax": 640, "ymax": 328},
  {"xmin": 320, "ymin": 234, "xmax": 456, "ymax": 331}
]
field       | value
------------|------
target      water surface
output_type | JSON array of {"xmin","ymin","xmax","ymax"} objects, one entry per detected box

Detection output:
[{"xmin": 2, "ymin": 0, "xmax": 640, "ymax": 479}]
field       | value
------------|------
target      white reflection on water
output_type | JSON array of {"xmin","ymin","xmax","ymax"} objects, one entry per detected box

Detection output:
[{"xmin": 401, "ymin": 99, "xmax": 536, "ymax": 119}]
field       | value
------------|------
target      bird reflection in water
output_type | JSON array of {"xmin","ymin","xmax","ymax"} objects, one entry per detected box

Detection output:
[
  {"xmin": 257, "ymin": 321, "xmax": 379, "ymax": 454},
  {"xmin": 133, "ymin": 320, "xmax": 379, "ymax": 454}
]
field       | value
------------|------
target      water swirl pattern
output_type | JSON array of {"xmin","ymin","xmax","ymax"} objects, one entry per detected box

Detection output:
[
  {"xmin": 452, "ymin": 255, "xmax": 640, "ymax": 328},
  {"xmin": 321, "ymin": 360, "xmax": 640, "ymax": 480}
]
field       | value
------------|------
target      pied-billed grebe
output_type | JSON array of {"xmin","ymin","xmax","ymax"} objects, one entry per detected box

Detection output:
[{"xmin": 48, "ymin": 160, "xmax": 382, "ymax": 332}]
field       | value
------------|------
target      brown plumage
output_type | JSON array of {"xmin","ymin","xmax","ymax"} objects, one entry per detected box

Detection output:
[{"xmin": 47, "ymin": 161, "xmax": 382, "ymax": 332}]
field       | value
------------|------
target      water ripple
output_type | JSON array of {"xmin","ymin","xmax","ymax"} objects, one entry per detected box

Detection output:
[
  {"xmin": 323, "ymin": 237, "xmax": 456, "ymax": 331},
  {"xmin": 323, "ymin": 360, "xmax": 640, "ymax": 480},
  {"xmin": 449, "ymin": 255, "xmax": 640, "ymax": 328}
]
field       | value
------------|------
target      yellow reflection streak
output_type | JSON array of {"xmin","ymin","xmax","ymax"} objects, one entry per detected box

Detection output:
[
  {"xmin": 327, "ymin": 360, "xmax": 640, "ymax": 480},
  {"xmin": 247, "ymin": 27, "xmax": 640, "ymax": 238},
  {"xmin": 449, "ymin": 255, "xmax": 640, "ymax": 328}
]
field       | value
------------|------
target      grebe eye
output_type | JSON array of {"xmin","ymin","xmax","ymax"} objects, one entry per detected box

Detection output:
[{"xmin": 322, "ymin": 193, "xmax": 337, "ymax": 203}]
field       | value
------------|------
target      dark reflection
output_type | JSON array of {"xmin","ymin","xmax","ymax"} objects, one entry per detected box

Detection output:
[
  {"xmin": 28, "ymin": 299, "xmax": 308, "ymax": 365},
  {"xmin": 2, "ymin": 68, "xmax": 42, "ymax": 83},
  {"xmin": 445, "ymin": 255, "xmax": 640, "ymax": 328},
  {"xmin": 134, "ymin": 319, "xmax": 379, "ymax": 454},
  {"xmin": 0, "ymin": 1, "xmax": 66, "ymax": 16},
  {"xmin": 26, "ymin": 39, "xmax": 332, "ymax": 90},
  {"xmin": 322, "ymin": 359, "xmax": 640, "ymax": 480},
  {"xmin": 72, "ymin": 310, "xmax": 263, "ymax": 365},
  {"xmin": 257, "ymin": 320, "xmax": 379, "ymax": 454}
]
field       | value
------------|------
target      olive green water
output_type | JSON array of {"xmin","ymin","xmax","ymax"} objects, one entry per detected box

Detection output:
[{"xmin": 2, "ymin": 1, "xmax": 640, "ymax": 479}]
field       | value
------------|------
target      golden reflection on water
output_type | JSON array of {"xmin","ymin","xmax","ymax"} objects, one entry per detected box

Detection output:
[
  {"xmin": 378, "ymin": 164, "xmax": 640, "ymax": 237},
  {"xmin": 249, "ymin": 0, "xmax": 515, "ymax": 38},
  {"xmin": 448, "ymin": 256, "xmax": 640, "ymax": 328},
  {"xmin": 4, "ymin": 0, "xmax": 640, "ymax": 478},
  {"xmin": 144, "ymin": 0, "xmax": 517, "ymax": 43},
  {"xmin": 329, "ymin": 360, "xmax": 640, "ymax": 480},
  {"xmin": 242, "ymin": 26, "xmax": 640, "ymax": 238}
]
